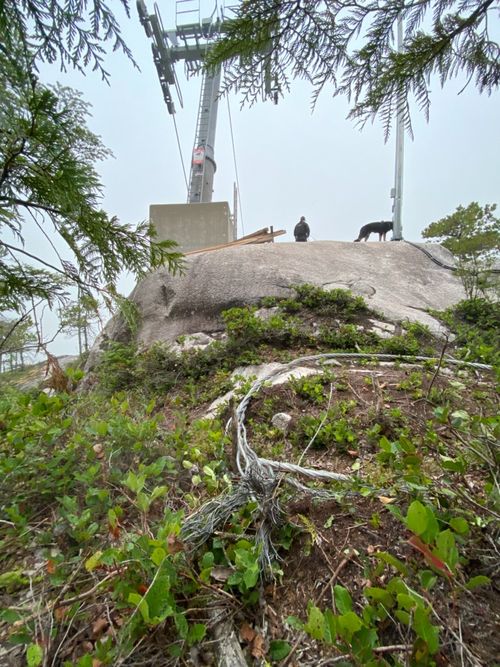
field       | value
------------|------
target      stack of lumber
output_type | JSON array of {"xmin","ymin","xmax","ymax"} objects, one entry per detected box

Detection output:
[{"xmin": 185, "ymin": 227, "xmax": 285, "ymax": 256}]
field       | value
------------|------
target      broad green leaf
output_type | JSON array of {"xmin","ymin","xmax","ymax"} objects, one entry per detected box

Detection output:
[
  {"xmin": 0, "ymin": 569, "xmax": 28, "ymax": 590},
  {"xmin": 304, "ymin": 605, "xmax": 325, "ymax": 640},
  {"xmin": 136, "ymin": 492, "xmax": 151, "ymax": 513},
  {"xmin": 76, "ymin": 656, "xmax": 93, "ymax": 667},
  {"xmin": 397, "ymin": 593, "xmax": 416, "ymax": 612},
  {"xmin": 323, "ymin": 608, "xmax": 337, "ymax": 644},
  {"xmin": 203, "ymin": 465, "xmax": 216, "ymax": 480},
  {"xmin": 243, "ymin": 563, "xmax": 259, "ymax": 589},
  {"xmin": 201, "ymin": 552, "xmax": 214, "ymax": 569},
  {"xmin": 406, "ymin": 500, "xmax": 428, "ymax": 535},
  {"xmin": 351, "ymin": 626, "xmax": 378, "ymax": 661},
  {"xmin": 128, "ymin": 592, "xmax": 150, "ymax": 623},
  {"xmin": 364, "ymin": 586, "xmax": 394, "ymax": 608},
  {"xmin": 421, "ymin": 506, "xmax": 440, "ymax": 543},
  {"xmin": 450, "ymin": 410, "xmax": 470, "ymax": 428},
  {"xmin": 107, "ymin": 508, "xmax": 118, "ymax": 528},
  {"xmin": 449, "ymin": 517, "xmax": 469, "ymax": 534},
  {"xmin": 174, "ymin": 612, "xmax": 189, "ymax": 638},
  {"xmin": 334, "ymin": 584, "xmax": 352, "ymax": 614},
  {"xmin": 465, "ymin": 575, "xmax": 491, "ymax": 590},
  {"xmin": 95, "ymin": 421, "xmax": 109, "ymax": 436},
  {"xmin": 374, "ymin": 551, "xmax": 408, "ymax": 576},
  {"xmin": 26, "ymin": 644, "xmax": 43, "ymax": 667},
  {"xmin": 124, "ymin": 471, "xmax": 146, "ymax": 494},
  {"xmin": 84, "ymin": 550, "xmax": 102, "ymax": 572},
  {"xmin": 413, "ymin": 607, "xmax": 439, "ymax": 654},
  {"xmin": 151, "ymin": 547, "xmax": 166, "ymax": 566},
  {"xmin": 150, "ymin": 485, "xmax": 168, "ymax": 502},
  {"xmin": 419, "ymin": 570, "xmax": 437, "ymax": 591},
  {"xmin": 269, "ymin": 639, "xmax": 291, "ymax": 660},
  {"xmin": 435, "ymin": 530, "xmax": 458, "ymax": 570},
  {"xmin": 395, "ymin": 609, "xmax": 411, "ymax": 625},
  {"xmin": 337, "ymin": 611, "xmax": 363, "ymax": 639},
  {"xmin": 440, "ymin": 456, "xmax": 465, "ymax": 473},
  {"xmin": 286, "ymin": 615, "xmax": 304, "ymax": 630},
  {"xmin": 146, "ymin": 573, "xmax": 174, "ymax": 621},
  {"xmin": 187, "ymin": 623, "xmax": 207, "ymax": 645},
  {"xmin": 386, "ymin": 577, "xmax": 406, "ymax": 595}
]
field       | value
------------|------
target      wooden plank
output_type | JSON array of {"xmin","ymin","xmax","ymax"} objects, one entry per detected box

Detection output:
[{"xmin": 185, "ymin": 229, "xmax": 285, "ymax": 255}]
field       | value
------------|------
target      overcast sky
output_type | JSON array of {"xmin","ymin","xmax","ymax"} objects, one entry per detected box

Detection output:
[{"xmin": 37, "ymin": 0, "xmax": 499, "ymax": 355}]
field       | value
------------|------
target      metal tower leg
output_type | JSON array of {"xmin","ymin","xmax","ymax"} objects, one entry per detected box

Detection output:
[{"xmin": 188, "ymin": 66, "xmax": 222, "ymax": 203}]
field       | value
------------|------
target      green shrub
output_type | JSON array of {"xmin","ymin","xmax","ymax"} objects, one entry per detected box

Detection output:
[
  {"xmin": 434, "ymin": 298, "xmax": 500, "ymax": 366},
  {"xmin": 96, "ymin": 341, "xmax": 138, "ymax": 393},
  {"xmin": 293, "ymin": 284, "xmax": 368, "ymax": 318}
]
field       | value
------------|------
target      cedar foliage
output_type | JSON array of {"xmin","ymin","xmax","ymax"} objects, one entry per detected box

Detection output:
[
  {"xmin": 0, "ymin": 1, "xmax": 183, "ymax": 313},
  {"xmin": 207, "ymin": 0, "xmax": 500, "ymax": 136}
]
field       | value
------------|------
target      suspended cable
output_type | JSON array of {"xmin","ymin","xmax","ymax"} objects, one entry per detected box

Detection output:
[
  {"xmin": 226, "ymin": 96, "xmax": 244, "ymax": 236},
  {"xmin": 171, "ymin": 113, "xmax": 189, "ymax": 196}
]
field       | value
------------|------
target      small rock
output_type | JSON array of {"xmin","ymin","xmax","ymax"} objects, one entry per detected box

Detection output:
[
  {"xmin": 271, "ymin": 412, "xmax": 292, "ymax": 433},
  {"xmin": 170, "ymin": 332, "xmax": 216, "ymax": 354},
  {"xmin": 368, "ymin": 319, "xmax": 396, "ymax": 339}
]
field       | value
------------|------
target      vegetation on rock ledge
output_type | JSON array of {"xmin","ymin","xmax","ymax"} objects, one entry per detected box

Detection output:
[{"xmin": 0, "ymin": 287, "xmax": 498, "ymax": 666}]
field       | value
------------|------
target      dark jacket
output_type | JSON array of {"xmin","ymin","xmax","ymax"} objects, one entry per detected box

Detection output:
[{"xmin": 294, "ymin": 220, "xmax": 310, "ymax": 242}]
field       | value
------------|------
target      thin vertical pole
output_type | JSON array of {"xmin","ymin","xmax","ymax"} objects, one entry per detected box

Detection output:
[
  {"xmin": 233, "ymin": 182, "xmax": 238, "ymax": 239},
  {"xmin": 392, "ymin": 15, "xmax": 404, "ymax": 240}
]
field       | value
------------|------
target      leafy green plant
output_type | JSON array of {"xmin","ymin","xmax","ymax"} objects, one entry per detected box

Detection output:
[
  {"xmin": 291, "ymin": 579, "xmax": 442, "ymax": 665},
  {"xmin": 292, "ymin": 412, "xmax": 358, "ymax": 451},
  {"xmin": 433, "ymin": 298, "xmax": 500, "ymax": 366},
  {"xmin": 289, "ymin": 373, "xmax": 332, "ymax": 404}
]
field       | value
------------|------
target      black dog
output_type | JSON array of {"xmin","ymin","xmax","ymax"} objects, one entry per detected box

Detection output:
[{"xmin": 354, "ymin": 220, "xmax": 393, "ymax": 242}]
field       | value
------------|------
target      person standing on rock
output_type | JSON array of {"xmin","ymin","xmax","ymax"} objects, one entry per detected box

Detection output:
[{"xmin": 294, "ymin": 216, "xmax": 310, "ymax": 242}]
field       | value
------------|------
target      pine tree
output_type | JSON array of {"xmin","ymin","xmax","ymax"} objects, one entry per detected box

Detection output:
[{"xmin": 422, "ymin": 202, "xmax": 500, "ymax": 299}]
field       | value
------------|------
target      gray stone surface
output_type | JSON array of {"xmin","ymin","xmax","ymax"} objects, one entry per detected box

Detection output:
[
  {"xmin": 272, "ymin": 412, "xmax": 293, "ymax": 433},
  {"xmin": 87, "ymin": 241, "xmax": 465, "ymax": 368},
  {"xmin": 205, "ymin": 363, "xmax": 321, "ymax": 417},
  {"xmin": 169, "ymin": 332, "xmax": 218, "ymax": 354},
  {"xmin": 368, "ymin": 319, "xmax": 397, "ymax": 339}
]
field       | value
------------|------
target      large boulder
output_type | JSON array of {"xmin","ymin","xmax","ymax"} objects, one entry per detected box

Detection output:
[{"xmin": 88, "ymin": 241, "xmax": 465, "ymax": 365}]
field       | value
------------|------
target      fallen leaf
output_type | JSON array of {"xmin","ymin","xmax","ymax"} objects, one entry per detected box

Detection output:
[
  {"xmin": 54, "ymin": 607, "xmax": 69, "ymax": 622},
  {"xmin": 46, "ymin": 559, "xmax": 56, "ymax": 574},
  {"xmin": 108, "ymin": 523, "xmax": 121, "ymax": 540},
  {"xmin": 239, "ymin": 622, "xmax": 256, "ymax": 643},
  {"xmin": 378, "ymin": 495, "xmax": 395, "ymax": 504},
  {"xmin": 92, "ymin": 617, "xmax": 109, "ymax": 638},
  {"xmin": 251, "ymin": 632, "xmax": 266, "ymax": 659},
  {"xmin": 93, "ymin": 443, "xmax": 104, "ymax": 458},
  {"xmin": 210, "ymin": 566, "xmax": 233, "ymax": 582}
]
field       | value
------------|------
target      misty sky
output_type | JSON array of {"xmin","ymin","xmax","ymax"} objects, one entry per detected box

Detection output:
[{"xmin": 35, "ymin": 0, "xmax": 499, "ymax": 355}]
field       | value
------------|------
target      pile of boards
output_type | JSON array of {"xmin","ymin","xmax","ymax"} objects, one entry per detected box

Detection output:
[{"xmin": 185, "ymin": 227, "xmax": 285, "ymax": 256}]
